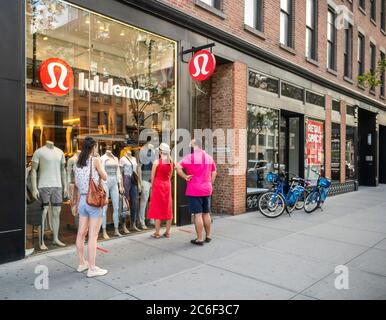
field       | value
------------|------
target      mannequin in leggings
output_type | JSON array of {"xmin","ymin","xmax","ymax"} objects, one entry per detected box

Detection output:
[
  {"xmin": 119, "ymin": 149, "xmax": 141, "ymax": 231},
  {"xmin": 100, "ymin": 147, "xmax": 128, "ymax": 239}
]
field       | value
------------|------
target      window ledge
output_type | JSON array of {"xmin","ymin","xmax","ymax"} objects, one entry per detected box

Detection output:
[
  {"xmin": 343, "ymin": 76, "xmax": 354, "ymax": 84},
  {"xmin": 380, "ymin": 95, "xmax": 385, "ymax": 100},
  {"xmin": 305, "ymin": 57, "xmax": 319, "ymax": 67},
  {"xmin": 359, "ymin": 6, "xmax": 366, "ymax": 15},
  {"xmin": 244, "ymin": 24, "xmax": 266, "ymax": 40},
  {"xmin": 369, "ymin": 90, "xmax": 376, "ymax": 96},
  {"xmin": 279, "ymin": 43, "xmax": 296, "ymax": 55},
  {"xmin": 370, "ymin": 18, "xmax": 377, "ymax": 26},
  {"xmin": 194, "ymin": 0, "xmax": 226, "ymax": 19},
  {"xmin": 357, "ymin": 83, "xmax": 366, "ymax": 90},
  {"xmin": 326, "ymin": 67, "xmax": 338, "ymax": 76},
  {"xmin": 381, "ymin": 29, "xmax": 386, "ymax": 36}
]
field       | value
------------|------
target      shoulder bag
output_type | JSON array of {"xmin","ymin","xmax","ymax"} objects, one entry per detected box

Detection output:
[{"xmin": 86, "ymin": 157, "xmax": 107, "ymax": 208}]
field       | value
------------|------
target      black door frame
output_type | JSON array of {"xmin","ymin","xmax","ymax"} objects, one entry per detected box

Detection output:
[
  {"xmin": 280, "ymin": 110, "xmax": 305, "ymax": 179},
  {"xmin": 358, "ymin": 108, "xmax": 378, "ymax": 186}
]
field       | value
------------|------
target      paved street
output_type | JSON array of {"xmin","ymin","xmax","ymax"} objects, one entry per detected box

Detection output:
[{"xmin": 1, "ymin": 186, "xmax": 386, "ymax": 300}]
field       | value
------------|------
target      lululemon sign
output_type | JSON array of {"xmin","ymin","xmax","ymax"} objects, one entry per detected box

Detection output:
[
  {"xmin": 189, "ymin": 50, "xmax": 216, "ymax": 81},
  {"xmin": 39, "ymin": 58, "xmax": 74, "ymax": 96}
]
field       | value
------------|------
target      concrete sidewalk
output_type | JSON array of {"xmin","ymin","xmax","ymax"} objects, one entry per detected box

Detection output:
[{"xmin": 1, "ymin": 186, "xmax": 386, "ymax": 300}]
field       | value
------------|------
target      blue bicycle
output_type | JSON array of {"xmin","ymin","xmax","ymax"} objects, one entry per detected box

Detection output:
[
  {"xmin": 258, "ymin": 172, "xmax": 307, "ymax": 218},
  {"xmin": 304, "ymin": 170, "xmax": 331, "ymax": 213}
]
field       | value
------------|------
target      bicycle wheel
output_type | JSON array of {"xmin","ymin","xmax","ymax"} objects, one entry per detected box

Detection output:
[
  {"xmin": 304, "ymin": 190, "xmax": 321, "ymax": 213},
  {"xmin": 258, "ymin": 192, "xmax": 286, "ymax": 218},
  {"xmin": 295, "ymin": 199, "xmax": 305, "ymax": 210}
]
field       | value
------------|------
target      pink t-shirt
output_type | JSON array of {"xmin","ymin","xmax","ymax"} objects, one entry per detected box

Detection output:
[{"xmin": 179, "ymin": 148, "xmax": 217, "ymax": 197}]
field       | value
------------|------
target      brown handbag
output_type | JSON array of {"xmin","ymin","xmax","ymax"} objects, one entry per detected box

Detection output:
[{"xmin": 86, "ymin": 157, "xmax": 107, "ymax": 208}]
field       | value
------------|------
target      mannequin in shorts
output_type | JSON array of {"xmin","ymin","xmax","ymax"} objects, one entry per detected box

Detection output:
[{"xmin": 31, "ymin": 141, "xmax": 68, "ymax": 250}]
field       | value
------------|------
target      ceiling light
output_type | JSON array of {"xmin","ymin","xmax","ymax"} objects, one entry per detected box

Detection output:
[
  {"xmin": 120, "ymin": 31, "xmax": 125, "ymax": 36},
  {"xmin": 43, "ymin": 36, "xmax": 48, "ymax": 40}
]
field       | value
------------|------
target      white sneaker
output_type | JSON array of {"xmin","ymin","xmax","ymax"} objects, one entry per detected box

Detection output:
[
  {"xmin": 87, "ymin": 266, "xmax": 108, "ymax": 278},
  {"xmin": 77, "ymin": 261, "xmax": 89, "ymax": 273}
]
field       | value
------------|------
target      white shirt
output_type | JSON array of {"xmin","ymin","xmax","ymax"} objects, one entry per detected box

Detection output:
[
  {"xmin": 101, "ymin": 153, "xmax": 122, "ymax": 181},
  {"xmin": 119, "ymin": 155, "xmax": 137, "ymax": 177},
  {"xmin": 32, "ymin": 145, "xmax": 65, "ymax": 188}
]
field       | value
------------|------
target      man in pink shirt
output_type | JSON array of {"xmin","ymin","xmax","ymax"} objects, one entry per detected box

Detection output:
[{"xmin": 176, "ymin": 139, "xmax": 217, "ymax": 246}]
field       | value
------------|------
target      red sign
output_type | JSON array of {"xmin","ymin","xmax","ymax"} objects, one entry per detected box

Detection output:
[
  {"xmin": 189, "ymin": 50, "xmax": 216, "ymax": 81},
  {"xmin": 306, "ymin": 120, "xmax": 324, "ymax": 166},
  {"xmin": 39, "ymin": 58, "xmax": 74, "ymax": 96}
]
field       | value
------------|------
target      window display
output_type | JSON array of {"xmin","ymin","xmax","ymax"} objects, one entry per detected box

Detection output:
[
  {"xmin": 247, "ymin": 104, "xmax": 279, "ymax": 194},
  {"xmin": 26, "ymin": 0, "xmax": 177, "ymax": 253}
]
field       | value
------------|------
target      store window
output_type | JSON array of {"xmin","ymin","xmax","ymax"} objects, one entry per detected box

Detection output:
[
  {"xmin": 305, "ymin": 119, "xmax": 325, "ymax": 182},
  {"xmin": 331, "ymin": 123, "xmax": 341, "ymax": 181},
  {"xmin": 247, "ymin": 104, "xmax": 279, "ymax": 194},
  {"xmin": 249, "ymin": 70, "xmax": 279, "ymax": 94},
  {"xmin": 26, "ymin": 0, "xmax": 176, "ymax": 253},
  {"xmin": 306, "ymin": 91, "xmax": 325, "ymax": 107},
  {"xmin": 346, "ymin": 126, "xmax": 357, "ymax": 180},
  {"xmin": 332, "ymin": 100, "xmax": 340, "ymax": 113},
  {"xmin": 281, "ymin": 82, "xmax": 304, "ymax": 102}
]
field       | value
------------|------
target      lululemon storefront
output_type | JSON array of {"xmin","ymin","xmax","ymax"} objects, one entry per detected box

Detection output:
[{"xmin": 23, "ymin": 0, "xmax": 177, "ymax": 255}]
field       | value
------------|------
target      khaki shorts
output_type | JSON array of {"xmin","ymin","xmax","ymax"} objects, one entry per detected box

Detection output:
[{"xmin": 39, "ymin": 187, "xmax": 63, "ymax": 207}]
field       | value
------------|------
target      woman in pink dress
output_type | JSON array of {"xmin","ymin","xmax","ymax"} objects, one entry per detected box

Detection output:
[{"xmin": 148, "ymin": 143, "xmax": 174, "ymax": 238}]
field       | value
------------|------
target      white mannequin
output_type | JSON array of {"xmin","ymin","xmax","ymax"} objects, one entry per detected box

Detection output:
[
  {"xmin": 67, "ymin": 150, "xmax": 81, "ymax": 224},
  {"xmin": 100, "ymin": 149, "xmax": 125, "ymax": 239},
  {"xmin": 31, "ymin": 141, "xmax": 68, "ymax": 250}
]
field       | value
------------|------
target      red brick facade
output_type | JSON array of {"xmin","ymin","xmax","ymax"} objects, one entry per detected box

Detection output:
[{"xmin": 165, "ymin": 0, "xmax": 386, "ymax": 103}]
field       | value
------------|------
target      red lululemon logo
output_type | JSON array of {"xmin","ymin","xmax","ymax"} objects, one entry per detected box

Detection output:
[
  {"xmin": 189, "ymin": 50, "xmax": 216, "ymax": 81},
  {"xmin": 39, "ymin": 58, "xmax": 74, "ymax": 96}
]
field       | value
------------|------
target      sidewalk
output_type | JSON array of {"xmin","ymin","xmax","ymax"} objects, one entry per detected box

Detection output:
[{"xmin": 1, "ymin": 186, "xmax": 386, "ymax": 300}]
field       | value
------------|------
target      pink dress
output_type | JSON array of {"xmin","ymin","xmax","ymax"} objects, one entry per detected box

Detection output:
[{"xmin": 147, "ymin": 159, "xmax": 173, "ymax": 220}]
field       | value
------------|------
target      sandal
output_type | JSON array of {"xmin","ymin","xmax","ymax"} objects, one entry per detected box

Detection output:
[
  {"xmin": 205, "ymin": 237, "xmax": 212, "ymax": 243},
  {"xmin": 163, "ymin": 233, "xmax": 171, "ymax": 238},
  {"xmin": 151, "ymin": 233, "xmax": 161, "ymax": 239},
  {"xmin": 190, "ymin": 239, "xmax": 204, "ymax": 246}
]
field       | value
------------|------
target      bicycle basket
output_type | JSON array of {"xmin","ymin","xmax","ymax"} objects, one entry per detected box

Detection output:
[
  {"xmin": 267, "ymin": 172, "xmax": 279, "ymax": 183},
  {"xmin": 318, "ymin": 177, "xmax": 331, "ymax": 188}
]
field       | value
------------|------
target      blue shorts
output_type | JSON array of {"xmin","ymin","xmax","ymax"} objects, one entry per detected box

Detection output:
[
  {"xmin": 78, "ymin": 195, "xmax": 104, "ymax": 219},
  {"xmin": 188, "ymin": 196, "xmax": 211, "ymax": 215}
]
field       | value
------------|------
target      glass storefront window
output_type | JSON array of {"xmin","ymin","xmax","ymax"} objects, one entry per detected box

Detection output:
[
  {"xmin": 247, "ymin": 104, "xmax": 279, "ymax": 194},
  {"xmin": 346, "ymin": 126, "xmax": 357, "ymax": 180},
  {"xmin": 305, "ymin": 118, "xmax": 325, "ymax": 182},
  {"xmin": 26, "ymin": 0, "xmax": 177, "ymax": 253},
  {"xmin": 306, "ymin": 91, "xmax": 325, "ymax": 108},
  {"xmin": 248, "ymin": 70, "xmax": 279, "ymax": 94},
  {"xmin": 331, "ymin": 123, "xmax": 341, "ymax": 181},
  {"xmin": 281, "ymin": 82, "xmax": 304, "ymax": 102}
]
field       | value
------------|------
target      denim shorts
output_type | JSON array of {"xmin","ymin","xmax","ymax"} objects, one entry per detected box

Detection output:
[
  {"xmin": 188, "ymin": 196, "xmax": 211, "ymax": 215},
  {"xmin": 78, "ymin": 195, "xmax": 104, "ymax": 219}
]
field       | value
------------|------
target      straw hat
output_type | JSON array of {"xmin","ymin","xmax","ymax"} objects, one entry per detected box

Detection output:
[{"xmin": 158, "ymin": 143, "xmax": 171, "ymax": 153}]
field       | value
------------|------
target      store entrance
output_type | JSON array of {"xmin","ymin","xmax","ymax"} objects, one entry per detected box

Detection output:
[
  {"xmin": 280, "ymin": 111, "xmax": 305, "ymax": 179},
  {"xmin": 379, "ymin": 125, "xmax": 386, "ymax": 184},
  {"xmin": 358, "ymin": 108, "xmax": 377, "ymax": 186}
]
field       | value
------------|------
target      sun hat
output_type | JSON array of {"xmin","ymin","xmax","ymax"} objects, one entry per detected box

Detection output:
[{"xmin": 158, "ymin": 143, "xmax": 171, "ymax": 153}]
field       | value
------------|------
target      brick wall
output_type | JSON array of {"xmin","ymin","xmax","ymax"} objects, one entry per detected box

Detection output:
[
  {"xmin": 164, "ymin": 0, "xmax": 386, "ymax": 105},
  {"xmin": 210, "ymin": 61, "xmax": 247, "ymax": 214}
]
